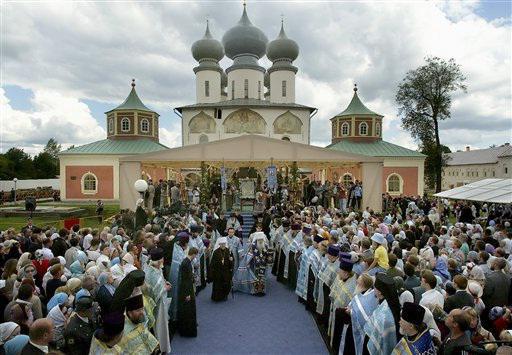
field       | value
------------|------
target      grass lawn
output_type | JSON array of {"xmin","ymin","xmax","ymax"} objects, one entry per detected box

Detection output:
[{"xmin": 0, "ymin": 202, "xmax": 120, "ymax": 231}]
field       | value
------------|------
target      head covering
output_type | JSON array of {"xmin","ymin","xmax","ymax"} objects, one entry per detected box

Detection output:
[
  {"xmin": 125, "ymin": 292, "xmax": 144, "ymax": 312},
  {"xmin": 16, "ymin": 253, "xmax": 31, "ymax": 272},
  {"xmin": 111, "ymin": 270, "xmax": 145, "ymax": 313},
  {"xmin": 190, "ymin": 224, "xmax": 204, "ymax": 233},
  {"xmin": 313, "ymin": 235, "xmax": 324, "ymax": 244},
  {"xmin": 339, "ymin": 252, "xmax": 354, "ymax": 272},
  {"xmin": 122, "ymin": 253, "xmax": 135, "ymax": 265},
  {"xmin": 47, "ymin": 292, "xmax": 69, "ymax": 312},
  {"xmin": 374, "ymin": 272, "xmax": 395, "ymax": 293},
  {"xmin": 0, "ymin": 322, "xmax": 19, "ymax": 344},
  {"xmin": 371, "ymin": 233, "xmax": 386, "ymax": 245},
  {"xmin": 75, "ymin": 296, "xmax": 93, "ymax": 312},
  {"xmin": 150, "ymin": 248, "xmax": 164, "ymax": 261},
  {"xmin": 467, "ymin": 280, "xmax": 483, "ymax": 298},
  {"xmin": 489, "ymin": 306, "xmax": 505, "ymax": 321},
  {"xmin": 252, "ymin": 232, "xmax": 266, "ymax": 242},
  {"xmin": 69, "ymin": 260, "xmax": 84, "ymax": 276},
  {"xmin": 291, "ymin": 223, "xmax": 301, "ymax": 231},
  {"xmin": 214, "ymin": 237, "xmax": 228, "ymax": 251},
  {"xmin": 433, "ymin": 257, "xmax": 451, "ymax": 281},
  {"xmin": 177, "ymin": 231, "xmax": 190, "ymax": 242},
  {"xmin": 102, "ymin": 311, "xmax": 125, "ymax": 336},
  {"xmin": 302, "ymin": 226, "xmax": 312, "ymax": 235},
  {"xmin": 76, "ymin": 250, "xmax": 88, "ymax": 264},
  {"xmin": 34, "ymin": 249, "xmax": 43, "ymax": 259},
  {"xmin": 66, "ymin": 278, "xmax": 81, "ymax": 293},
  {"xmin": 4, "ymin": 335, "xmax": 29, "ymax": 355},
  {"xmin": 327, "ymin": 245, "xmax": 340, "ymax": 257},
  {"xmin": 401, "ymin": 302, "xmax": 425, "ymax": 325}
]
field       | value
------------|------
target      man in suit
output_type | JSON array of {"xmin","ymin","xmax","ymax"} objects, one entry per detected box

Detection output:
[
  {"xmin": 21, "ymin": 318, "xmax": 54, "ymax": 355},
  {"xmin": 482, "ymin": 257, "xmax": 511, "ymax": 309},
  {"xmin": 444, "ymin": 275, "xmax": 474, "ymax": 313}
]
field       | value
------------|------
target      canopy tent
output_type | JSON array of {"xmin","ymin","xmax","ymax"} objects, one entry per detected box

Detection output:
[
  {"xmin": 434, "ymin": 178, "xmax": 512, "ymax": 204},
  {"xmin": 118, "ymin": 135, "xmax": 384, "ymax": 211}
]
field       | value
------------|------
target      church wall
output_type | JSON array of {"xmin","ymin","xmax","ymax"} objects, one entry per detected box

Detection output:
[
  {"xmin": 196, "ymin": 71, "xmax": 222, "ymax": 103},
  {"xmin": 65, "ymin": 165, "xmax": 114, "ymax": 200},
  {"xmin": 382, "ymin": 166, "xmax": 418, "ymax": 196},
  {"xmin": 269, "ymin": 70, "xmax": 295, "ymax": 103},
  {"xmin": 181, "ymin": 107, "xmax": 311, "ymax": 145},
  {"xmin": 60, "ymin": 155, "xmax": 120, "ymax": 201},
  {"xmin": 227, "ymin": 69, "xmax": 265, "ymax": 100}
]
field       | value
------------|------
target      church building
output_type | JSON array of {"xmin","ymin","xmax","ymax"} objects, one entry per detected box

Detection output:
[
  {"xmin": 176, "ymin": 6, "xmax": 316, "ymax": 145},
  {"xmin": 58, "ymin": 81, "xmax": 167, "ymax": 201}
]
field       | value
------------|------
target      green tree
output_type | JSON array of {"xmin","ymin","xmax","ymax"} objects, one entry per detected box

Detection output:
[
  {"xmin": 33, "ymin": 151, "xmax": 58, "ymax": 178},
  {"xmin": 396, "ymin": 56, "xmax": 467, "ymax": 192},
  {"xmin": 420, "ymin": 143, "xmax": 451, "ymax": 190},
  {"xmin": 4, "ymin": 148, "xmax": 35, "ymax": 179},
  {"xmin": 43, "ymin": 138, "xmax": 62, "ymax": 159}
]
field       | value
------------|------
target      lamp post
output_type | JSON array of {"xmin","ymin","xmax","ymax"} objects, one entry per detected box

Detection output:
[
  {"xmin": 13, "ymin": 178, "xmax": 18, "ymax": 204},
  {"xmin": 134, "ymin": 179, "xmax": 148, "ymax": 200}
]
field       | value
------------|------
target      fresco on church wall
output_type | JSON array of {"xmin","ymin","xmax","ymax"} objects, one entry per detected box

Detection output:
[
  {"xmin": 223, "ymin": 109, "xmax": 266, "ymax": 134},
  {"xmin": 189, "ymin": 111, "xmax": 216, "ymax": 133},
  {"xmin": 273, "ymin": 111, "xmax": 303, "ymax": 134}
]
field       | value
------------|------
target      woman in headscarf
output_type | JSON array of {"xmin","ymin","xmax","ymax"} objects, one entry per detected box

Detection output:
[
  {"xmin": 69, "ymin": 260, "xmax": 85, "ymax": 279},
  {"xmin": 433, "ymin": 256, "xmax": 451, "ymax": 283},
  {"xmin": 95, "ymin": 272, "xmax": 116, "ymax": 317},
  {"xmin": 47, "ymin": 292, "xmax": 72, "ymax": 350},
  {"xmin": 66, "ymin": 278, "xmax": 82, "ymax": 296},
  {"xmin": 16, "ymin": 253, "xmax": 31, "ymax": 274},
  {"xmin": 0, "ymin": 322, "xmax": 20, "ymax": 352},
  {"xmin": 394, "ymin": 276, "xmax": 413, "ymax": 306}
]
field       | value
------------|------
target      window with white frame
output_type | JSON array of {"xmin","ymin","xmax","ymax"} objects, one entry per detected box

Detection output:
[
  {"xmin": 359, "ymin": 122, "xmax": 368, "ymax": 136},
  {"xmin": 108, "ymin": 118, "xmax": 114, "ymax": 133},
  {"xmin": 121, "ymin": 117, "xmax": 130, "ymax": 132},
  {"xmin": 387, "ymin": 174, "xmax": 402, "ymax": 194},
  {"xmin": 82, "ymin": 173, "xmax": 98, "ymax": 194},
  {"xmin": 342, "ymin": 173, "xmax": 353, "ymax": 187},
  {"xmin": 375, "ymin": 122, "xmax": 381, "ymax": 136},
  {"xmin": 341, "ymin": 122, "xmax": 349, "ymax": 136},
  {"xmin": 140, "ymin": 118, "xmax": 149, "ymax": 133}
]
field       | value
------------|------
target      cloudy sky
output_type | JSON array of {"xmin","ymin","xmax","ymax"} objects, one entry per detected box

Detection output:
[{"xmin": 1, "ymin": 0, "xmax": 511, "ymax": 155}]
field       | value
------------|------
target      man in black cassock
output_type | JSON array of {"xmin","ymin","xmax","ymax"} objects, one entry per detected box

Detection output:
[
  {"xmin": 207, "ymin": 237, "xmax": 233, "ymax": 302},
  {"xmin": 177, "ymin": 247, "xmax": 198, "ymax": 337}
]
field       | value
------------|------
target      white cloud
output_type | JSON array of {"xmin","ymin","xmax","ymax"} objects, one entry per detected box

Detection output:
[
  {"xmin": 1, "ymin": 1, "xmax": 510, "ymax": 153},
  {"xmin": 0, "ymin": 88, "xmax": 105, "ymax": 154},
  {"xmin": 159, "ymin": 127, "xmax": 181, "ymax": 149}
]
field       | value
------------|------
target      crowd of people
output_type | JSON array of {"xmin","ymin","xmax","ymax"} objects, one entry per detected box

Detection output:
[{"xmin": 0, "ymin": 181, "xmax": 511, "ymax": 354}]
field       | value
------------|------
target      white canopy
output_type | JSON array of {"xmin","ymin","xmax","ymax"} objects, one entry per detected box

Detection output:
[{"xmin": 434, "ymin": 178, "xmax": 512, "ymax": 204}]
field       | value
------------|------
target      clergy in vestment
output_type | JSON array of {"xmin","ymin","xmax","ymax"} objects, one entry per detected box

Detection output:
[
  {"xmin": 392, "ymin": 302, "xmax": 435, "ymax": 355},
  {"xmin": 226, "ymin": 227, "xmax": 243, "ymax": 274},
  {"xmin": 276, "ymin": 220, "xmax": 292, "ymax": 283},
  {"xmin": 349, "ymin": 274, "xmax": 378, "ymax": 355},
  {"xmin": 177, "ymin": 247, "xmax": 198, "ymax": 337},
  {"xmin": 208, "ymin": 237, "xmax": 234, "ymax": 302},
  {"xmin": 270, "ymin": 218, "xmax": 283, "ymax": 276},
  {"xmin": 88, "ymin": 311, "xmax": 125, "ymax": 355},
  {"xmin": 295, "ymin": 232, "xmax": 314, "ymax": 302},
  {"xmin": 168, "ymin": 232, "xmax": 189, "ymax": 324},
  {"xmin": 145, "ymin": 248, "xmax": 172, "ymax": 354},
  {"xmin": 305, "ymin": 233, "xmax": 323, "ymax": 311},
  {"xmin": 287, "ymin": 223, "xmax": 303, "ymax": 290},
  {"xmin": 316, "ymin": 245, "xmax": 340, "ymax": 330},
  {"xmin": 363, "ymin": 272, "xmax": 400, "ymax": 355},
  {"xmin": 117, "ymin": 289, "xmax": 159, "ymax": 354},
  {"xmin": 188, "ymin": 224, "xmax": 207, "ymax": 293},
  {"xmin": 328, "ymin": 252, "xmax": 357, "ymax": 355}
]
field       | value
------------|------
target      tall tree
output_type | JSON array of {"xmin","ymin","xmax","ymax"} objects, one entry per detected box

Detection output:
[
  {"xmin": 396, "ymin": 57, "xmax": 466, "ymax": 192},
  {"xmin": 3, "ymin": 148, "xmax": 35, "ymax": 179},
  {"xmin": 420, "ymin": 143, "xmax": 451, "ymax": 190},
  {"xmin": 33, "ymin": 152, "xmax": 58, "ymax": 178},
  {"xmin": 43, "ymin": 138, "xmax": 62, "ymax": 159}
]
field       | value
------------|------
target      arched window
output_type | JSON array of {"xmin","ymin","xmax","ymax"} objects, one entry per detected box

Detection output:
[
  {"xmin": 342, "ymin": 173, "xmax": 353, "ymax": 187},
  {"xmin": 199, "ymin": 134, "xmax": 209, "ymax": 144},
  {"xmin": 281, "ymin": 136, "xmax": 290, "ymax": 141},
  {"xmin": 108, "ymin": 118, "xmax": 113, "ymax": 133},
  {"xmin": 341, "ymin": 122, "xmax": 349, "ymax": 136},
  {"xmin": 359, "ymin": 122, "xmax": 368, "ymax": 136},
  {"xmin": 140, "ymin": 118, "xmax": 149, "ymax": 133},
  {"xmin": 121, "ymin": 117, "xmax": 130, "ymax": 132},
  {"xmin": 82, "ymin": 173, "xmax": 98, "ymax": 194},
  {"xmin": 375, "ymin": 122, "xmax": 381, "ymax": 136},
  {"xmin": 387, "ymin": 174, "xmax": 402, "ymax": 194}
]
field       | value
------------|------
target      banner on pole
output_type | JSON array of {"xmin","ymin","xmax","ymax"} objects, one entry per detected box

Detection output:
[
  {"xmin": 267, "ymin": 165, "xmax": 277, "ymax": 190},
  {"xmin": 221, "ymin": 167, "xmax": 227, "ymax": 191}
]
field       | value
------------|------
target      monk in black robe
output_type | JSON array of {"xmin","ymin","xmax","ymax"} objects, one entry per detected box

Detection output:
[
  {"xmin": 207, "ymin": 237, "xmax": 233, "ymax": 302},
  {"xmin": 287, "ymin": 250, "xmax": 299, "ymax": 290},
  {"xmin": 177, "ymin": 247, "xmax": 198, "ymax": 337}
]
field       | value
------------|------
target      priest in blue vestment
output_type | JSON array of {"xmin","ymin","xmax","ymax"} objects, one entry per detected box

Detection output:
[
  {"xmin": 349, "ymin": 274, "xmax": 378, "ymax": 355},
  {"xmin": 363, "ymin": 272, "xmax": 401, "ymax": 355},
  {"xmin": 392, "ymin": 302, "xmax": 436, "ymax": 355},
  {"xmin": 168, "ymin": 232, "xmax": 189, "ymax": 324},
  {"xmin": 316, "ymin": 245, "xmax": 340, "ymax": 330}
]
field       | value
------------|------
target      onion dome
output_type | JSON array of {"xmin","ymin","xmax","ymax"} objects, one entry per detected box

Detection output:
[
  {"xmin": 222, "ymin": 5, "xmax": 268, "ymax": 61},
  {"xmin": 191, "ymin": 20, "xmax": 224, "ymax": 62},
  {"xmin": 267, "ymin": 21, "xmax": 299, "ymax": 62}
]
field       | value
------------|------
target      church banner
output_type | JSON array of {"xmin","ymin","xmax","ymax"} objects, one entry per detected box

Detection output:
[
  {"xmin": 267, "ymin": 165, "xmax": 277, "ymax": 191},
  {"xmin": 221, "ymin": 167, "xmax": 227, "ymax": 191}
]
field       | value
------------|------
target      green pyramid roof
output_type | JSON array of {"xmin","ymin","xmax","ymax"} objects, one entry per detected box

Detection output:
[
  {"xmin": 106, "ymin": 80, "xmax": 155, "ymax": 114},
  {"xmin": 335, "ymin": 85, "xmax": 382, "ymax": 117}
]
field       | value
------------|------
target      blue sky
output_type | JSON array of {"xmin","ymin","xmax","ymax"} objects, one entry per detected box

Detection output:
[{"xmin": 1, "ymin": 0, "xmax": 511, "ymax": 154}]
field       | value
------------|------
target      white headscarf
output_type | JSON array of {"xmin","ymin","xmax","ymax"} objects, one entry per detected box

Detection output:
[
  {"xmin": 0, "ymin": 322, "xmax": 19, "ymax": 344},
  {"xmin": 214, "ymin": 237, "xmax": 228, "ymax": 251}
]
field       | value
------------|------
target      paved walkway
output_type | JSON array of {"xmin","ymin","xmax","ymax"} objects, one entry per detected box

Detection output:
[{"xmin": 170, "ymin": 272, "xmax": 327, "ymax": 354}]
